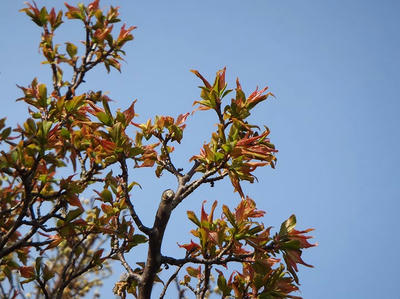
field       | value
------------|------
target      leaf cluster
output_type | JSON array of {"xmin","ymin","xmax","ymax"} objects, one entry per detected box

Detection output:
[{"xmin": 0, "ymin": 1, "xmax": 316, "ymax": 299}]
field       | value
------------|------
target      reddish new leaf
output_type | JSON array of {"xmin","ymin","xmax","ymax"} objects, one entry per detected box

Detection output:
[
  {"xmin": 190, "ymin": 69, "xmax": 211, "ymax": 89},
  {"xmin": 178, "ymin": 240, "xmax": 201, "ymax": 252},
  {"xmin": 66, "ymin": 195, "xmax": 83, "ymax": 210},
  {"xmin": 123, "ymin": 99, "xmax": 137, "ymax": 124},
  {"xmin": 19, "ymin": 266, "xmax": 35, "ymax": 278}
]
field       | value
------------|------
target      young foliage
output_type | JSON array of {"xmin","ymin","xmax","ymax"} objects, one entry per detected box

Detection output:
[{"xmin": 0, "ymin": 1, "xmax": 316, "ymax": 298}]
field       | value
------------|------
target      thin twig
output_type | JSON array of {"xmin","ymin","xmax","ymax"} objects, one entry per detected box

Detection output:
[
  {"xmin": 161, "ymin": 254, "xmax": 253, "ymax": 267},
  {"xmin": 159, "ymin": 264, "xmax": 184, "ymax": 299},
  {"xmin": 117, "ymin": 251, "xmax": 141, "ymax": 282},
  {"xmin": 119, "ymin": 158, "xmax": 152, "ymax": 235}
]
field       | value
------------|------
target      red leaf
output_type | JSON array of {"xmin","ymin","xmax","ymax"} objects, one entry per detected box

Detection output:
[
  {"xmin": 94, "ymin": 26, "xmax": 113, "ymax": 41},
  {"xmin": 73, "ymin": 219, "xmax": 88, "ymax": 226},
  {"xmin": 191, "ymin": 69, "xmax": 211, "ymax": 89},
  {"xmin": 123, "ymin": 100, "xmax": 137, "ymax": 124},
  {"xmin": 201, "ymin": 201, "xmax": 208, "ymax": 223},
  {"xmin": 289, "ymin": 229, "xmax": 317, "ymax": 249},
  {"xmin": 67, "ymin": 195, "xmax": 83, "ymax": 210},
  {"xmin": 101, "ymin": 203, "xmax": 114, "ymax": 215},
  {"xmin": 25, "ymin": 2, "xmax": 40, "ymax": 16},
  {"xmin": 19, "ymin": 266, "xmax": 35, "ymax": 278},
  {"xmin": 48, "ymin": 8, "xmax": 56, "ymax": 25},
  {"xmin": 285, "ymin": 249, "xmax": 313, "ymax": 272},
  {"xmin": 236, "ymin": 130, "xmax": 269, "ymax": 147},
  {"xmin": 97, "ymin": 137, "xmax": 116, "ymax": 152},
  {"xmin": 217, "ymin": 67, "xmax": 226, "ymax": 91},
  {"xmin": 175, "ymin": 112, "xmax": 190, "ymax": 127},
  {"xmin": 178, "ymin": 240, "xmax": 201, "ymax": 252},
  {"xmin": 117, "ymin": 24, "xmax": 137, "ymax": 42},
  {"xmin": 88, "ymin": 0, "xmax": 100, "ymax": 12},
  {"xmin": 229, "ymin": 171, "xmax": 245, "ymax": 199},
  {"xmin": 41, "ymin": 235, "xmax": 63, "ymax": 253},
  {"xmin": 93, "ymin": 249, "xmax": 104, "ymax": 260}
]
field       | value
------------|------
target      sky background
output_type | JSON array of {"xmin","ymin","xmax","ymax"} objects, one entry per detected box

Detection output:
[{"xmin": 1, "ymin": 0, "xmax": 399, "ymax": 298}]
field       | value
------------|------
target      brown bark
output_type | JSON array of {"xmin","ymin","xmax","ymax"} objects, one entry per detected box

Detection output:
[{"xmin": 138, "ymin": 189, "xmax": 175, "ymax": 299}]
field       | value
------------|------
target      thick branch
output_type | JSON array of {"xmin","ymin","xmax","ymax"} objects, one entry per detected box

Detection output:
[
  {"xmin": 199, "ymin": 264, "xmax": 211, "ymax": 299},
  {"xmin": 138, "ymin": 190, "xmax": 175, "ymax": 299}
]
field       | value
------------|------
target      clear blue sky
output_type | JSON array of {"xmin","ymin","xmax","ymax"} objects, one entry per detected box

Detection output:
[{"xmin": 1, "ymin": 0, "xmax": 399, "ymax": 298}]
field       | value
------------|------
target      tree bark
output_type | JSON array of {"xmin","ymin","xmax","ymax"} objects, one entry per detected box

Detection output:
[{"xmin": 138, "ymin": 190, "xmax": 175, "ymax": 299}]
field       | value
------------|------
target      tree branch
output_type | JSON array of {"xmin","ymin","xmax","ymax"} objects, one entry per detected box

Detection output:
[
  {"xmin": 159, "ymin": 264, "xmax": 183, "ymax": 299},
  {"xmin": 117, "ymin": 251, "xmax": 141, "ymax": 283},
  {"xmin": 161, "ymin": 253, "xmax": 254, "ymax": 267},
  {"xmin": 138, "ymin": 189, "xmax": 175, "ymax": 299},
  {"xmin": 119, "ymin": 158, "xmax": 152, "ymax": 235}
]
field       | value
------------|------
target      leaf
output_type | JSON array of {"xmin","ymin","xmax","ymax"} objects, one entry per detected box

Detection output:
[
  {"xmin": 101, "ymin": 203, "xmax": 114, "ymax": 215},
  {"xmin": 65, "ymin": 208, "xmax": 83, "ymax": 222},
  {"xmin": 35, "ymin": 257, "xmax": 42, "ymax": 276},
  {"xmin": 88, "ymin": 0, "xmax": 100, "ymax": 13},
  {"xmin": 100, "ymin": 189, "xmax": 113, "ymax": 203},
  {"xmin": 190, "ymin": 69, "xmax": 211, "ymax": 89},
  {"xmin": 1, "ymin": 127, "xmax": 11, "ymax": 140},
  {"xmin": 42, "ymin": 235, "xmax": 63, "ymax": 253},
  {"xmin": 186, "ymin": 266, "xmax": 201, "ymax": 278},
  {"xmin": 65, "ymin": 42, "xmax": 77, "ymax": 58},
  {"xmin": 208, "ymin": 200, "xmax": 218, "ymax": 223},
  {"xmin": 175, "ymin": 112, "xmax": 190, "ymax": 126},
  {"xmin": 200, "ymin": 201, "xmax": 208, "ymax": 224},
  {"xmin": 64, "ymin": 3, "xmax": 84, "ymax": 20},
  {"xmin": 187, "ymin": 211, "xmax": 201, "ymax": 227},
  {"xmin": 178, "ymin": 240, "xmax": 201, "ymax": 252},
  {"xmin": 42, "ymin": 265, "xmax": 55, "ymax": 281},
  {"xmin": 96, "ymin": 111, "xmax": 113, "ymax": 126},
  {"xmin": 123, "ymin": 100, "xmax": 137, "ymax": 124},
  {"xmin": 128, "ymin": 181, "xmax": 142, "ymax": 191},
  {"xmin": 222, "ymin": 205, "xmax": 236, "ymax": 227},
  {"xmin": 93, "ymin": 249, "xmax": 104, "ymax": 261},
  {"xmin": 67, "ymin": 195, "xmax": 83, "ymax": 209},
  {"xmin": 216, "ymin": 270, "xmax": 231, "ymax": 296},
  {"xmin": 117, "ymin": 24, "xmax": 136, "ymax": 45},
  {"xmin": 38, "ymin": 84, "xmax": 47, "ymax": 105},
  {"xmin": 19, "ymin": 266, "xmax": 35, "ymax": 278},
  {"xmin": 130, "ymin": 234, "xmax": 148, "ymax": 246},
  {"xmin": 279, "ymin": 215, "xmax": 297, "ymax": 236}
]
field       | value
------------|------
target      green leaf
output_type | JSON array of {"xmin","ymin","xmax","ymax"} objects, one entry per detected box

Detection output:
[
  {"xmin": 102, "ymin": 97, "xmax": 112, "ymax": 117},
  {"xmin": 222, "ymin": 205, "xmax": 236, "ymax": 227},
  {"xmin": 38, "ymin": 84, "xmax": 47, "ymax": 106},
  {"xmin": 66, "ymin": 42, "xmax": 78, "ymax": 58},
  {"xmin": 35, "ymin": 257, "xmax": 42, "ymax": 276},
  {"xmin": 60, "ymin": 127, "xmax": 70, "ymax": 139},
  {"xmin": 41, "ymin": 120, "xmax": 52, "ymax": 136},
  {"xmin": 279, "ymin": 214, "xmax": 296, "ymax": 236},
  {"xmin": 65, "ymin": 208, "xmax": 83, "ymax": 222},
  {"xmin": 280, "ymin": 239, "xmax": 301, "ymax": 250},
  {"xmin": 96, "ymin": 111, "xmax": 113, "ymax": 126},
  {"xmin": 186, "ymin": 266, "xmax": 200, "ymax": 277},
  {"xmin": 217, "ymin": 273, "xmax": 231, "ymax": 296},
  {"xmin": 1, "ymin": 127, "xmax": 11, "ymax": 140},
  {"xmin": 128, "ymin": 181, "xmax": 142, "ymax": 191},
  {"xmin": 100, "ymin": 189, "xmax": 113, "ymax": 203},
  {"xmin": 43, "ymin": 265, "xmax": 55, "ymax": 281},
  {"xmin": 130, "ymin": 234, "xmax": 148, "ymax": 246},
  {"xmin": 187, "ymin": 211, "xmax": 201, "ymax": 227}
]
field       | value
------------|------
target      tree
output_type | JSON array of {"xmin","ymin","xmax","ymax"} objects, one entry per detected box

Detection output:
[{"xmin": 0, "ymin": 1, "xmax": 316, "ymax": 298}]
